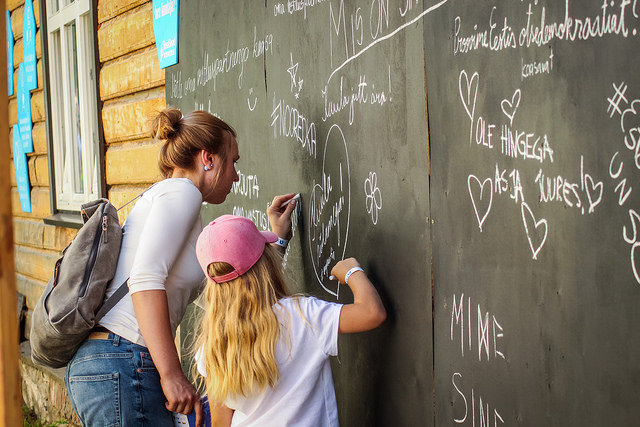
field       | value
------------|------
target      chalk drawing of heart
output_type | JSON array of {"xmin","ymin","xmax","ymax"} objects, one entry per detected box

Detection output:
[
  {"xmin": 521, "ymin": 202, "xmax": 548, "ymax": 260},
  {"xmin": 584, "ymin": 174, "xmax": 603, "ymax": 214},
  {"xmin": 459, "ymin": 70, "xmax": 479, "ymax": 121},
  {"xmin": 468, "ymin": 175, "xmax": 493, "ymax": 232},
  {"xmin": 501, "ymin": 89, "xmax": 521, "ymax": 126},
  {"xmin": 308, "ymin": 124, "xmax": 351, "ymax": 297}
]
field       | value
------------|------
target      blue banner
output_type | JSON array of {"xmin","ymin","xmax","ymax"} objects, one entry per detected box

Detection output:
[
  {"xmin": 152, "ymin": 0, "xmax": 179, "ymax": 68},
  {"xmin": 17, "ymin": 63, "xmax": 33, "ymax": 153},
  {"xmin": 7, "ymin": 11, "xmax": 13, "ymax": 96},
  {"xmin": 13, "ymin": 125, "xmax": 31, "ymax": 213},
  {"xmin": 22, "ymin": 0, "xmax": 37, "ymax": 90}
]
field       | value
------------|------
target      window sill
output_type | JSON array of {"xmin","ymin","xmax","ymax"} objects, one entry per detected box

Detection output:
[{"xmin": 43, "ymin": 212, "xmax": 83, "ymax": 229}]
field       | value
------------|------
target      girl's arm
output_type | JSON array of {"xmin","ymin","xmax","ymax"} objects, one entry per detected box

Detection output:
[
  {"xmin": 331, "ymin": 258, "xmax": 387, "ymax": 334},
  {"xmin": 210, "ymin": 401, "xmax": 234, "ymax": 427}
]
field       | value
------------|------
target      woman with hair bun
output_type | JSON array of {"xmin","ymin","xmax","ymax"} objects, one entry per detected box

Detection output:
[{"xmin": 64, "ymin": 108, "xmax": 298, "ymax": 427}]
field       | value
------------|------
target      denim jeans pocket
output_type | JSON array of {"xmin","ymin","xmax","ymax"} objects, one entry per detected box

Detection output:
[
  {"xmin": 67, "ymin": 372, "xmax": 121, "ymax": 427},
  {"xmin": 137, "ymin": 349, "xmax": 157, "ymax": 372}
]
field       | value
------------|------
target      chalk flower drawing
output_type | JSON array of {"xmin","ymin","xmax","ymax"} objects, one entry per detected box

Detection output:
[{"xmin": 364, "ymin": 171, "xmax": 382, "ymax": 224}]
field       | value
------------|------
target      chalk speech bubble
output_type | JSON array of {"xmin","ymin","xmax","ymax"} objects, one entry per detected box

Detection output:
[{"xmin": 308, "ymin": 124, "xmax": 351, "ymax": 297}]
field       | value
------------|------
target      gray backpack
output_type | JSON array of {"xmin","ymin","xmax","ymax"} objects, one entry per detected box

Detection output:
[{"xmin": 30, "ymin": 198, "xmax": 131, "ymax": 368}]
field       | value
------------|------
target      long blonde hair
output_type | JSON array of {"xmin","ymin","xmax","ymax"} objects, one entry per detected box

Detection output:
[{"xmin": 195, "ymin": 244, "xmax": 291, "ymax": 402}]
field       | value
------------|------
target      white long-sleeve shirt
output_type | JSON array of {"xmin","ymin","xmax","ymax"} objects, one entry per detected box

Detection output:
[{"xmin": 100, "ymin": 178, "xmax": 206, "ymax": 347}]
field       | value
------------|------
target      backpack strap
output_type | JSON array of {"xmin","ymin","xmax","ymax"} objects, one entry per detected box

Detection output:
[
  {"xmin": 94, "ymin": 183, "xmax": 158, "ymax": 323},
  {"xmin": 95, "ymin": 279, "xmax": 129, "ymax": 322},
  {"xmin": 116, "ymin": 182, "xmax": 157, "ymax": 212}
]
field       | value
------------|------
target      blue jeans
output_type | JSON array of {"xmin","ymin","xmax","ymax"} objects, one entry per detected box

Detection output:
[{"xmin": 65, "ymin": 333, "xmax": 174, "ymax": 427}]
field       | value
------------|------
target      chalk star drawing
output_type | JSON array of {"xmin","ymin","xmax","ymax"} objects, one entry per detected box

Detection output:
[
  {"xmin": 287, "ymin": 52, "xmax": 303, "ymax": 97},
  {"xmin": 364, "ymin": 171, "xmax": 382, "ymax": 224}
]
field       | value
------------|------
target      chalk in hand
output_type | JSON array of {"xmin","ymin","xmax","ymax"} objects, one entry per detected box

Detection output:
[{"xmin": 280, "ymin": 193, "xmax": 301, "ymax": 208}]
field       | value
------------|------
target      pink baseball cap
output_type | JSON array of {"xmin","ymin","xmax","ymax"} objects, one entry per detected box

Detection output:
[{"xmin": 196, "ymin": 215, "xmax": 278, "ymax": 283}]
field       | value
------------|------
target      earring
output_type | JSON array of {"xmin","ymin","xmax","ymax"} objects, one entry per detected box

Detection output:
[{"xmin": 204, "ymin": 163, "xmax": 214, "ymax": 171}]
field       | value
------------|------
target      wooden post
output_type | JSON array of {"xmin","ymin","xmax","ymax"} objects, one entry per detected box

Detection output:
[{"xmin": 0, "ymin": 0, "xmax": 21, "ymax": 424}]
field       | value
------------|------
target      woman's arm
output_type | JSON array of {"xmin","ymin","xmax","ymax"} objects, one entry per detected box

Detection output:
[
  {"xmin": 132, "ymin": 290, "xmax": 204, "ymax": 425},
  {"xmin": 330, "ymin": 258, "xmax": 387, "ymax": 334},
  {"xmin": 266, "ymin": 193, "xmax": 297, "ymax": 252}
]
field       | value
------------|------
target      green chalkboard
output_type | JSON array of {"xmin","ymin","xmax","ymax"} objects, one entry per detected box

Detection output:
[
  {"xmin": 167, "ymin": 1, "xmax": 432, "ymax": 426},
  {"xmin": 168, "ymin": 0, "xmax": 640, "ymax": 425},
  {"xmin": 423, "ymin": 1, "xmax": 640, "ymax": 426}
]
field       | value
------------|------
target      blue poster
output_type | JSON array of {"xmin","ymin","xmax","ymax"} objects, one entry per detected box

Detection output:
[
  {"xmin": 17, "ymin": 63, "xmax": 33, "ymax": 153},
  {"xmin": 13, "ymin": 125, "xmax": 31, "ymax": 213},
  {"xmin": 22, "ymin": 0, "xmax": 37, "ymax": 90},
  {"xmin": 152, "ymin": 0, "xmax": 179, "ymax": 68},
  {"xmin": 7, "ymin": 11, "xmax": 13, "ymax": 96}
]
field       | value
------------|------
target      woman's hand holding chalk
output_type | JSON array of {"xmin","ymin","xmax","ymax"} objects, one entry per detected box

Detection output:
[{"xmin": 280, "ymin": 193, "xmax": 301, "ymax": 208}]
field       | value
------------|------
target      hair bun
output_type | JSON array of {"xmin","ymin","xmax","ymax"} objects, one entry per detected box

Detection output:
[{"xmin": 152, "ymin": 108, "xmax": 183, "ymax": 141}]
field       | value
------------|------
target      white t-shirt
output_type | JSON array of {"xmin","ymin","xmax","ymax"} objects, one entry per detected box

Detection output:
[
  {"xmin": 224, "ymin": 296, "xmax": 343, "ymax": 427},
  {"xmin": 99, "ymin": 178, "xmax": 206, "ymax": 347}
]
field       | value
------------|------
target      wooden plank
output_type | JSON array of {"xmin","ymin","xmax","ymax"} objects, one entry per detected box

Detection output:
[
  {"xmin": 13, "ymin": 245, "xmax": 59, "ymax": 283},
  {"xmin": 98, "ymin": 0, "xmax": 147, "ymax": 24},
  {"xmin": 11, "ymin": 218, "xmax": 44, "ymax": 248},
  {"xmin": 100, "ymin": 46, "xmax": 164, "ymax": 100},
  {"xmin": 101, "ymin": 86, "xmax": 166, "ymax": 143},
  {"xmin": 12, "ymin": 29, "xmax": 42, "ymax": 65},
  {"xmin": 9, "ymin": 1, "xmax": 39, "ymax": 40},
  {"xmin": 105, "ymin": 140, "xmax": 162, "ymax": 184},
  {"xmin": 6, "ymin": 0, "xmax": 22, "ymax": 13},
  {"xmin": 15, "ymin": 274, "xmax": 46, "ymax": 321},
  {"xmin": 11, "ymin": 186, "xmax": 51, "ymax": 219},
  {"xmin": 27, "ymin": 155, "xmax": 48, "ymax": 187},
  {"xmin": 0, "ymin": 0, "xmax": 22, "ymax": 422},
  {"xmin": 97, "ymin": 2, "xmax": 155, "ymax": 62},
  {"xmin": 8, "ymin": 87, "xmax": 45, "ymax": 125}
]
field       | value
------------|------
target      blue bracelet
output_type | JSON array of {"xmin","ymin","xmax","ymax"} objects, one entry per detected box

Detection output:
[{"xmin": 344, "ymin": 267, "xmax": 364, "ymax": 284}]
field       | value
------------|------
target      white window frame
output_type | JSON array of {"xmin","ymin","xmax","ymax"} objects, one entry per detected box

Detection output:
[{"xmin": 46, "ymin": 0, "xmax": 101, "ymax": 212}]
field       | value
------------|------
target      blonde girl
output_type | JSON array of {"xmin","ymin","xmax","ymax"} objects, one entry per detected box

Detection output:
[{"xmin": 195, "ymin": 214, "xmax": 386, "ymax": 426}]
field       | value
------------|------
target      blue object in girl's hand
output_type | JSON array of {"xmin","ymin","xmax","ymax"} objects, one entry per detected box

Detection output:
[{"xmin": 172, "ymin": 395, "xmax": 211, "ymax": 427}]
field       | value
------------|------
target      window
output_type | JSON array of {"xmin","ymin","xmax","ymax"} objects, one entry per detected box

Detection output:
[{"xmin": 45, "ymin": 0, "xmax": 102, "ymax": 214}]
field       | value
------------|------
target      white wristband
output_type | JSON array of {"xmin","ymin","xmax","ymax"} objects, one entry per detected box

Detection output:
[
  {"xmin": 344, "ymin": 267, "xmax": 364, "ymax": 284},
  {"xmin": 274, "ymin": 237, "xmax": 289, "ymax": 247}
]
